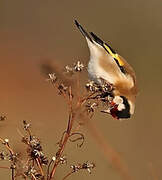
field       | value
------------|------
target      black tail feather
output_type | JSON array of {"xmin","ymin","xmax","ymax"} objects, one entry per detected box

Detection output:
[{"xmin": 74, "ymin": 20, "xmax": 93, "ymax": 43}]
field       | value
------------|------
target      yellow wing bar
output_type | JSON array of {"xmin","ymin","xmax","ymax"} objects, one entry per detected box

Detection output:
[{"xmin": 104, "ymin": 44, "xmax": 124, "ymax": 66}]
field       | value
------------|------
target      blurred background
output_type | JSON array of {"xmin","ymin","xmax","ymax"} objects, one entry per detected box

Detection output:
[{"xmin": 0, "ymin": 0, "xmax": 162, "ymax": 179}]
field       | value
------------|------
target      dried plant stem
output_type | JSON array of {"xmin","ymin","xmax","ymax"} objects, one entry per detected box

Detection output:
[
  {"xmin": 62, "ymin": 171, "xmax": 73, "ymax": 180},
  {"xmin": 0, "ymin": 138, "xmax": 16, "ymax": 179},
  {"xmin": 31, "ymin": 173, "xmax": 37, "ymax": 180},
  {"xmin": 54, "ymin": 83, "xmax": 69, "ymax": 106},
  {"xmin": 68, "ymin": 86, "xmax": 73, "ymax": 112},
  {"xmin": 48, "ymin": 69, "xmax": 133, "ymax": 180},
  {"xmin": 27, "ymin": 129, "xmax": 32, "ymax": 140},
  {"xmin": 31, "ymin": 174, "xmax": 34, "ymax": 180},
  {"xmin": 80, "ymin": 92, "xmax": 96, "ymax": 104},
  {"xmin": 0, "ymin": 138, "xmax": 14, "ymax": 155},
  {"xmin": 47, "ymin": 160, "xmax": 53, "ymax": 179},
  {"xmin": 49, "ymin": 112, "xmax": 75, "ymax": 179},
  {"xmin": 36, "ymin": 158, "xmax": 44, "ymax": 177},
  {"xmin": 76, "ymin": 73, "xmax": 81, "ymax": 102},
  {"xmin": 49, "ymin": 89, "xmax": 98, "ymax": 179},
  {"xmin": 49, "ymin": 91, "xmax": 94, "ymax": 179},
  {"xmin": 11, "ymin": 167, "xmax": 15, "ymax": 180}
]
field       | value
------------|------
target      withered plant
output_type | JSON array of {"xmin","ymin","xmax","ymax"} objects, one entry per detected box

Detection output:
[{"xmin": 0, "ymin": 61, "xmax": 132, "ymax": 180}]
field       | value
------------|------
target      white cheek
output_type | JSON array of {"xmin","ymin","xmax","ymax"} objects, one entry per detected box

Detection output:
[
  {"xmin": 113, "ymin": 96, "xmax": 123, "ymax": 104},
  {"xmin": 117, "ymin": 103, "xmax": 125, "ymax": 111}
]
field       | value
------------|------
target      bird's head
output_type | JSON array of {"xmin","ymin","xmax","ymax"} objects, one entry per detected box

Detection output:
[{"xmin": 110, "ymin": 96, "xmax": 134, "ymax": 119}]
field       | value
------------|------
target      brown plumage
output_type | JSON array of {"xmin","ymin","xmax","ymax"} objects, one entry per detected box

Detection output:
[{"xmin": 75, "ymin": 20, "xmax": 138, "ymax": 119}]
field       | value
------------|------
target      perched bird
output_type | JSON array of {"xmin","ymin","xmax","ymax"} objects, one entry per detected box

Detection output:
[{"xmin": 75, "ymin": 20, "xmax": 138, "ymax": 119}]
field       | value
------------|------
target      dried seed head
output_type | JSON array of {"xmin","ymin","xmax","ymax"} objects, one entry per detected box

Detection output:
[
  {"xmin": 82, "ymin": 162, "xmax": 95, "ymax": 174},
  {"xmin": 65, "ymin": 65, "xmax": 74, "ymax": 75},
  {"xmin": 52, "ymin": 156, "xmax": 56, "ymax": 161},
  {"xmin": 70, "ymin": 161, "xmax": 95, "ymax": 174},
  {"xmin": 23, "ymin": 120, "xmax": 31, "ymax": 130},
  {"xmin": 70, "ymin": 165, "xmax": 80, "ymax": 172},
  {"xmin": 85, "ymin": 102, "xmax": 98, "ymax": 114},
  {"xmin": 47, "ymin": 73, "xmax": 57, "ymax": 83},
  {"xmin": 21, "ymin": 136, "xmax": 29, "ymax": 145},
  {"xmin": 64, "ymin": 61, "xmax": 84, "ymax": 76},
  {"xmin": 41, "ymin": 156, "xmax": 48, "ymax": 165},
  {"xmin": 85, "ymin": 81, "xmax": 100, "ymax": 92},
  {"xmin": 29, "ymin": 136, "xmax": 41, "ymax": 149},
  {"xmin": 82, "ymin": 162, "xmax": 95, "ymax": 169},
  {"xmin": 74, "ymin": 61, "xmax": 84, "ymax": 72},
  {"xmin": 99, "ymin": 78, "xmax": 113, "ymax": 92},
  {"xmin": 85, "ymin": 101, "xmax": 99, "ymax": 118},
  {"xmin": 9, "ymin": 153, "xmax": 19, "ymax": 163},
  {"xmin": 10, "ymin": 164, "xmax": 16, "ymax": 170},
  {"xmin": 60, "ymin": 156, "xmax": 67, "ymax": 164},
  {"xmin": 0, "ymin": 116, "xmax": 6, "ymax": 121},
  {"xmin": 101, "ymin": 83, "xmax": 111, "ymax": 92},
  {"xmin": 0, "ymin": 151, "xmax": 7, "ymax": 160},
  {"xmin": 58, "ymin": 84, "xmax": 68, "ymax": 94},
  {"xmin": 24, "ymin": 165, "xmax": 37, "ymax": 177},
  {"xmin": 4, "ymin": 139, "xmax": 9, "ymax": 143}
]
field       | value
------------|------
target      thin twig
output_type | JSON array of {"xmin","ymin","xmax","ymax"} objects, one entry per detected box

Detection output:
[
  {"xmin": 53, "ymin": 83, "xmax": 70, "ymax": 106},
  {"xmin": 49, "ymin": 111, "xmax": 75, "ymax": 179},
  {"xmin": 58, "ymin": 131, "xmax": 67, "ymax": 147},
  {"xmin": 36, "ymin": 158, "xmax": 44, "ymax": 177},
  {"xmin": 31, "ymin": 173, "xmax": 37, "ymax": 180},
  {"xmin": 62, "ymin": 171, "xmax": 73, "ymax": 180},
  {"xmin": 69, "ymin": 132, "xmax": 84, "ymax": 147},
  {"xmin": 0, "ymin": 138, "xmax": 14, "ymax": 155},
  {"xmin": 49, "ymin": 85, "xmax": 94, "ymax": 179},
  {"xmin": 80, "ymin": 92, "xmax": 97, "ymax": 104},
  {"xmin": 26, "ymin": 128, "xmax": 32, "ymax": 141},
  {"xmin": 11, "ymin": 166, "xmax": 15, "ymax": 180},
  {"xmin": 47, "ymin": 160, "xmax": 53, "ymax": 180},
  {"xmin": 76, "ymin": 73, "xmax": 81, "ymax": 102},
  {"xmin": 68, "ymin": 86, "xmax": 73, "ymax": 113}
]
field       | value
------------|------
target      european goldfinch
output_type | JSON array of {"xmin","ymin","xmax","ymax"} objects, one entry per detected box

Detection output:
[{"xmin": 75, "ymin": 20, "xmax": 138, "ymax": 119}]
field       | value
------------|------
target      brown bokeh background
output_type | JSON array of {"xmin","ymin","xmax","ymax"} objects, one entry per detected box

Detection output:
[{"xmin": 0, "ymin": 0, "xmax": 162, "ymax": 179}]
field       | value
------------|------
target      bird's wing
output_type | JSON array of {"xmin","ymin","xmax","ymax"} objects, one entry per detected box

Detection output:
[
  {"xmin": 90, "ymin": 32, "xmax": 126, "ymax": 74},
  {"xmin": 75, "ymin": 20, "xmax": 126, "ymax": 75}
]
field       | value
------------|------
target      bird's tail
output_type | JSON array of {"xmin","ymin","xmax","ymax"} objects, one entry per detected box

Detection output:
[{"xmin": 74, "ymin": 20, "xmax": 93, "ymax": 43}]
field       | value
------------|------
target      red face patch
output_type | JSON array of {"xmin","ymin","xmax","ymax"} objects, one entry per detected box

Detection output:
[{"xmin": 110, "ymin": 105, "xmax": 119, "ymax": 119}]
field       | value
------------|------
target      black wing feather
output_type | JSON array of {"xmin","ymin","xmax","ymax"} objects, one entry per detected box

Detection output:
[{"xmin": 90, "ymin": 32, "xmax": 104, "ymax": 46}]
